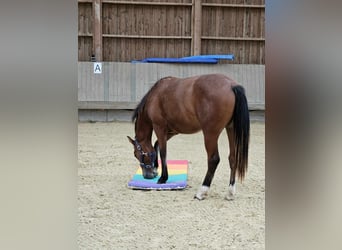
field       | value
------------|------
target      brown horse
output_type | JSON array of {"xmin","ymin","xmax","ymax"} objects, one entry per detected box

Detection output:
[{"xmin": 127, "ymin": 73, "xmax": 249, "ymax": 200}]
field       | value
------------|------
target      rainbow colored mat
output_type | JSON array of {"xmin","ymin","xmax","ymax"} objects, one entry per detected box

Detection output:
[{"xmin": 128, "ymin": 160, "xmax": 188, "ymax": 190}]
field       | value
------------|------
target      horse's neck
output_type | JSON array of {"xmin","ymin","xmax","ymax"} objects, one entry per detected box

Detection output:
[{"xmin": 135, "ymin": 115, "xmax": 153, "ymax": 147}]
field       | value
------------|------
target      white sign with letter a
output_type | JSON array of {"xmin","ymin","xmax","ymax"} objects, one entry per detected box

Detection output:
[{"xmin": 94, "ymin": 62, "xmax": 102, "ymax": 74}]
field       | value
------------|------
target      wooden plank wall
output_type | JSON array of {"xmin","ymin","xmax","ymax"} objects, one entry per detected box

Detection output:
[
  {"xmin": 78, "ymin": 62, "xmax": 265, "ymax": 110},
  {"xmin": 78, "ymin": 2, "xmax": 93, "ymax": 61},
  {"xmin": 201, "ymin": 0, "xmax": 265, "ymax": 64},
  {"xmin": 78, "ymin": 0, "xmax": 265, "ymax": 64}
]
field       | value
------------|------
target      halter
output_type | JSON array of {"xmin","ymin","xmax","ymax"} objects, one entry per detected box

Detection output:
[{"xmin": 134, "ymin": 139, "xmax": 156, "ymax": 169}]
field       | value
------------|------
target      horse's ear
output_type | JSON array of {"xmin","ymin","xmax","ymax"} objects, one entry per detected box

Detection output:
[{"xmin": 127, "ymin": 136, "xmax": 135, "ymax": 145}]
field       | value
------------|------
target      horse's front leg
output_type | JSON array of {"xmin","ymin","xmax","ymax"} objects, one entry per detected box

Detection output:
[
  {"xmin": 157, "ymin": 142, "xmax": 168, "ymax": 184},
  {"xmin": 153, "ymin": 128, "xmax": 168, "ymax": 184},
  {"xmin": 153, "ymin": 141, "xmax": 159, "ymax": 169}
]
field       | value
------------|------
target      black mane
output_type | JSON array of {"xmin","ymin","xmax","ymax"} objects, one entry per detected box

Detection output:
[
  {"xmin": 131, "ymin": 76, "xmax": 171, "ymax": 122},
  {"xmin": 132, "ymin": 92, "xmax": 149, "ymax": 122}
]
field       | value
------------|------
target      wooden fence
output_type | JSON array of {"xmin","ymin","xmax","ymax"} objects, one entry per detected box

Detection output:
[{"xmin": 78, "ymin": 0, "xmax": 265, "ymax": 64}]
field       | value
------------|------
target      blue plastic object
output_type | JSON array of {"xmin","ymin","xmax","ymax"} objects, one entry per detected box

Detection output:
[{"xmin": 132, "ymin": 54, "xmax": 234, "ymax": 64}]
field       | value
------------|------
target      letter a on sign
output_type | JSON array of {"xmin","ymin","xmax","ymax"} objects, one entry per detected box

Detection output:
[{"xmin": 94, "ymin": 63, "xmax": 102, "ymax": 74}]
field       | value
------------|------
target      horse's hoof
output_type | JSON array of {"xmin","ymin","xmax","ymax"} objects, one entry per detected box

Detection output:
[
  {"xmin": 157, "ymin": 178, "xmax": 167, "ymax": 184},
  {"xmin": 194, "ymin": 194, "xmax": 205, "ymax": 200},
  {"xmin": 225, "ymin": 184, "xmax": 236, "ymax": 200},
  {"xmin": 194, "ymin": 185, "xmax": 209, "ymax": 200},
  {"xmin": 225, "ymin": 193, "xmax": 235, "ymax": 200}
]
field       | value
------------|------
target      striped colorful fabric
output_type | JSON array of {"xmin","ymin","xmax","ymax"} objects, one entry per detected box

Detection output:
[{"xmin": 128, "ymin": 160, "xmax": 188, "ymax": 190}]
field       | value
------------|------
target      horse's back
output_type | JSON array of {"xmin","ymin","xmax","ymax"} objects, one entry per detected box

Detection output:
[
  {"xmin": 157, "ymin": 73, "xmax": 236, "ymax": 99},
  {"xmin": 147, "ymin": 74, "xmax": 237, "ymax": 133}
]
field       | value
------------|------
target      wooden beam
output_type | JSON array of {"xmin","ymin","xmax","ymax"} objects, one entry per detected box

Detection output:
[
  {"xmin": 78, "ymin": 0, "xmax": 263, "ymax": 8},
  {"xmin": 192, "ymin": 0, "xmax": 202, "ymax": 55},
  {"xmin": 101, "ymin": 0, "xmax": 192, "ymax": 6},
  {"xmin": 78, "ymin": 101, "xmax": 138, "ymax": 110},
  {"xmin": 102, "ymin": 34, "xmax": 192, "ymax": 39},
  {"xmin": 201, "ymin": 36, "xmax": 265, "ymax": 41},
  {"xmin": 80, "ymin": 34, "xmax": 265, "ymax": 42},
  {"xmin": 202, "ymin": 3, "xmax": 265, "ymax": 9},
  {"xmin": 78, "ymin": 101, "xmax": 264, "ymax": 111},
  {"xmin": 248, "ymin": 104, "xmax": 265, "ymax": 110},
  {"xmin": 78, "ymin": 33, "xmax": 93, "ymax": 37},
  {"xmin": 93, "ymin": 0, "xmax": 102, "ymax": 61}
]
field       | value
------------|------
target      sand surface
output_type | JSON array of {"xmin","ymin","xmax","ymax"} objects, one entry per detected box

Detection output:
[{"xmin": 78, "ymin": 121, "xmax": 265, "ymax": 249}]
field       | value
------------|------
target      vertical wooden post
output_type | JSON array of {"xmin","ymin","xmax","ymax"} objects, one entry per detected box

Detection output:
[
  {"xmin": 192, "ymin": 0, "xmax": 202, "ymax": 55},
  {"xmin": 93, "ymin": 0, "xmax": 102, "ymax": 61}
]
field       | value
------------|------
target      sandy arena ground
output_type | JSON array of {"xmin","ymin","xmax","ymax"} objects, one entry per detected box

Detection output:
[{"xmin": 78, "ymin": 120, "xmax": 265, "ymax": 249}]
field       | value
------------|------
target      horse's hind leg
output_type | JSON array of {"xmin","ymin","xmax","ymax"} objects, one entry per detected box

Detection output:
[
  {"xmin": 194, "ymin": 132, "xmax": 220, "ymax": 200},
  {"xmin": 226, "ymin": 125, "xmax": 237, "ymax": 200}
]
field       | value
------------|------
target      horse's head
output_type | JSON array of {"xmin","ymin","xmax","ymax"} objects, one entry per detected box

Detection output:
[{"xmin": 127, "ymin": 136, "xmax": 158, "ymax": 179}]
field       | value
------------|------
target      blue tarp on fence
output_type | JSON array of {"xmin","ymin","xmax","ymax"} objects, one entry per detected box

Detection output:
[{"xmin": 132, "ymin": 54, "xmax": 234, "ymax": 64}]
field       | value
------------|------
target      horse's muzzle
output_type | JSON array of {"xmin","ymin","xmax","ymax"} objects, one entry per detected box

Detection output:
[{"xmin": 142, "ymin": 167, "xmax": 158, "ymax": 179}]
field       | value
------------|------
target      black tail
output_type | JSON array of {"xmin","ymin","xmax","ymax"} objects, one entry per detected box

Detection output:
[{"xmin": 232, "ymin": 85, "xmax": 250, "ymax": 181}]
